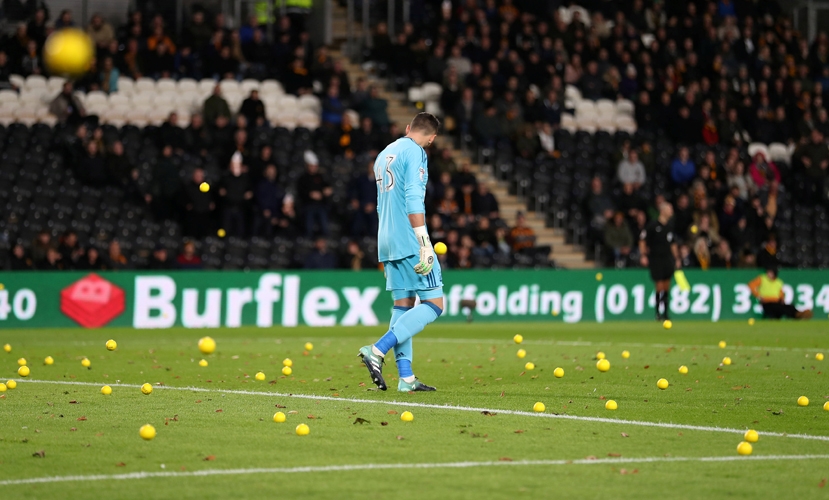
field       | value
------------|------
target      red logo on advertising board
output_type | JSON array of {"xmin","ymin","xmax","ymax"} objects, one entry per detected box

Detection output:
[{"xmin": 60, "ymin": 274, "xmax": 125, "ymax": 328}]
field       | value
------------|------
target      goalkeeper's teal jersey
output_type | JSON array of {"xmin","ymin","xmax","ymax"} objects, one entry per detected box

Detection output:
[{"xmin": 374, "ymin": 137, "xmax": 428, "ymax": 262}]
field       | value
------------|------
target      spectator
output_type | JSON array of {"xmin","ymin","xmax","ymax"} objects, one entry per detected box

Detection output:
[
  {"xmin": 99, "ymin": 57, "xmax": 120, "ymax": 93},
  {"xmin": 691, "ymin": 237, "xmax": 711, "ymax": 270},
  {"xmin": 304, "ymin": 237, "xmax": 336, "ymax": 269},
  {"xmin": 253, "ymin": 165, "xmax": 286, "ymax": 237},
  {"xmin": 586, "ymin": 176, "xmax": 615, "ymax": 230},
  {"xmin": 472, "ymin": 183, "xmax": 500, "ymax": 220},
  {"xmin": 604, "ymin": 212, "xmax": 634, "ymax": 267},
  {"xmin": 358, "ymin": 86, "xmax": 390, "ymax": 129},
  {"xmin": 508, "ymin": 213, "xmax": 536, "ymax": 252},
  {"xmin": 671, "ymin": 146, "xmax": 696, "ymax": 188},
  {"xmin": 239, "ymin": 89, "xmax": 266, "ymax": 127},
  {"xmin": 148, "ymin": 245, "xmax": 174, "ymax": 270},
  {"xmin": 711, "ymin": 240, "xmax": 734, "ymax": 268},
  {"xmin": 185, "ymin": 113, "xmax": 211, "ymax": 158},
  {"xmin": 348, "ymin": 161, "xmax": 378, "ymax": 237},
  {"xmin": 351, "ymin": 117, "xmax": 382, "ymax": 156},
  {"xmin": 107, "ymin": 239, "xmax": 129, "ymax": 270},
  {"xmin": 8, "ymin": 244, "xmax": 32, "ymax": 270},
  {"xmin": 58, "ymin": 231, "xmax": 84, "ymax": 270},
  {"xmin": 203, "ymin": 84, "xmax": 231, "ymax": 125},
  {"xmin": 756, "ymin": 236, "xmax": 779, "ymax": 270},
  {"xmin": 748, "ymin": 152, "xmax": 781, "ymax": 191},
  {"xmin": 176, "ymin": 241, "xmax": 203, "ymax": 270},
  {"xmin": 340, "ymin": 240, "xmax": 373, "ymax": 270},
  {"xmin": 296, "ymin": 151, "xmax": 332, "ymax": 238},
  {"xmin": 219, "ymin": 152, "xmax": 253, "ymax": 238},
  {"xmin": 617, "ymin": 150, "xmax": 646, "ymax": 189},
  {"xmin": 182, "ymin": 168, "xmax": 215, "ymax": 239},
  {"xmin": 49, "ymin": 82, "xmax": 86, "ymax": 124},
  {"xmin": 0, "ymin": 51, "xmax": 18, "ymax": 91},
  {"xmin": 77, "ymin": 247, "xmax": 107, "ymax": 271},
  {"xmin": 86, "ymin": 13, "xmax": 115, "ymax": 49},
  {"xmin": 30, "ymin": 230, "xmax": 51, "ymax": 266},
  {"xmin": 727, "ymin": 161, "xmax": 753, "ymax": 201},
  {"xmin": 38, "ymin": 247, "xmax": 64, "ymax": 271},
  {"xmin": 321, "ymin": 85, "xmax": 345, "ymax": 126},
  {"xmin": 749, "ymin": 268, "xmax": 813, "ymax": 320}
]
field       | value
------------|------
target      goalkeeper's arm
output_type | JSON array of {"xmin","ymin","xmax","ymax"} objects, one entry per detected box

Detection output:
[{"xmin": 409, "ymin": 213, "xmax": 434, "ymax": 275}]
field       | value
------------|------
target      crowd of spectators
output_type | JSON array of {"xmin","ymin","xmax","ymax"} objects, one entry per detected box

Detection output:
[
  {"xmin": 2, "ymin": 4, "xmax": 542, "ymax": 271},
  {"xmin": 363, "ymin": 0, "xmax": 827, "ymax": 270}
]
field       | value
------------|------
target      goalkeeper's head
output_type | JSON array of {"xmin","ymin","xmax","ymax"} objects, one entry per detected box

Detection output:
[{"xmin": 406, "ymin": 112, "xmax": 440, "ymax": 147}]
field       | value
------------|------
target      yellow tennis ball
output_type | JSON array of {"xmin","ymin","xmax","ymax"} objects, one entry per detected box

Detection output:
[
  {"xmin": 621, "ymin": 350, "xmax": 630, "ymax": 359},
  {"xmin": 6, "ymin": 380, "xmax": 16, "ymax": 389},
  {"xmin": 736, "ymin": 441, "xmax": 752, "ymax": 455},
  {"xmin": 198, "ymin": 359, "xmax": 208, "ymax": 367},
  {"xmin": 516, "ymin": 349, "xmax": 526, "ymax": 358},
  {"xmin": 524, "ymin": 362, "xmax": 535, "ymax": 371},
  {"xmin": 139, "ymin": 424, "xmax": 156, "ymax": 440},
  {"xmin": 199, "ymin": 182, "xmax": 210, "ymax": 192},
  {"xmin": 105, "ymin": 339, "xmax": 117, "ymax": 351},
  {"xmin": 513, "ymin": 334, "xmax": 523, "ymax": 344},
  {"xmin": 662, "ymin": 319, "xmax": 672, "ymax": 329},
  {"xmin": 595, "ymin": 272, "xmax": 603, "ymax": 281},
  {"xmin": 304, "ymin": 342, "xmax": 314, "ymax": 351},
  {"xmin": 0, "ymin": 383, "xmax": 6, "ymax": 392},
  {"xmin": 678, "ymin": 365, "xmax": 689, "ymax": 374},
  {"xmin": 141, "ymin": 383, "xmax": 153, "ymax": 395},
  {"xmin": 722, "ymin": 357, "xmax": 732, "ymax": 366},
  {"xmin": 657, "ymin": 378, "xmax": 669, "ymax": 389},
  {"xmin": 434, "ymin": 242, "xmax": 447, "ymax": 255},
  {"xmin": 81, "ymin": 358, "xmax": 91, "ymax": 368},
  {"xmin": 400, "ymin": 411, "xmax": 414, "ymax": 422},
  {"xmin": 17, "ymin": 358, "xmax": 26, "ymax": 366},
  {"xmin": 744, "ymin": 429, "xmax": 759, "ymax": 443},
  {"xmin": 797, "ymin": 396, "xmax": 809, "ymax": 406},
  {"xmin": 101, "ymin": 385, "xmax": 112, "ymax": 395},
  {"xmin": 283, "ymin": 358, "xmax": 293, "ymax": 367},
  {"xmin": 605, "ymin": 400, "xmax": 618, "ymax": 410},
  {"xmin": 217, "ymin": 228, "xmax": 226, "ymax": 237},
  {"xmin": 532, "ymin": 402, "xmax": 545, "ymax": 412},
  {"xmin": 824, "ymin": 401, "xmax": 829, "ymax": 411},
  {"xmin": 816, "ymin": 353, "xmax": 824, "ymax": 361},
  {"xmin": 718, "ymin": 340, "xmax": 726, "ymax": 349},
  {"xmin": 596, "ymin": 351, "xmax": 606, "ymax": 360},
  {"xmin": 747, "ymin": 318, "xmax": 755, "ymax": 326},
  {"xmin": 44, "ymin": 356, "xmax": 54, "ymax": 365},
  {"xmin": 282, "ymin": 366, "xmax": 292, "ymax": 376},
  {"xmin": 3, "ymin": 344, "xmax": 11, "ymax": 352},
  {"xmin": 17, "ymin": 366, "xmax": 29, "ymax": 377},
  {"xmin": 596, "ymin": 359, "xmax": 610, "ymax": 372},
  {"xmin": 553, "ymin": 367, "xmax": 564, "ymax": 378},
  {"xmin": 44, "ymin": 28, "xmax": 94, "ymax": 77},
  {"xmin": 255, "ymin": 371, "xmax": 266, "ymax": 381},
  {"xmin": 198, "ymin": 336, "xmax": 216, "ymax": 354},
  {"xmin": 273, "ymin": 412, "xmax": 286, "ymax": 423},
  {"xmin": 295, "ymin": 423, "xmax": 310, "ymax": 436}
]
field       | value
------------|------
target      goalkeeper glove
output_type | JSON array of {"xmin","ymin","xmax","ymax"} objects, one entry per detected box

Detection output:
[{"xmin": 412, "ymin": 225, "xmax": 434, "ymax": 275}]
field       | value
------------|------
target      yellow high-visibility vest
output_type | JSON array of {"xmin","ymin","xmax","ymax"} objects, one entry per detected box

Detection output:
[{"xmin": 757, "ymin": 274, "xmax": 783, "ymax": 300}]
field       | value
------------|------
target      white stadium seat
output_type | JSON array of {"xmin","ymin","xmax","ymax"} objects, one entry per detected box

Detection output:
[
  {"xmin": 135, "ymin": 78, "xmax": 156, "ymax": 93},
  {"xmin": 25, "ymin": 75, "xmax": 47, "ymax": 90},
  {"xmin": 177, "ymin": 79, "xmax": 198, "ymax": 93},
  {"xmin": 156, "ymin": 78, "xmax": 177, "ymax": 93}
]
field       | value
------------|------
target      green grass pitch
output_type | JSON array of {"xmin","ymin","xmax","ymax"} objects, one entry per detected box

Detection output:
[{"xmin": 1, "ymin": 320, "xmax": 827, "ymax": 498}]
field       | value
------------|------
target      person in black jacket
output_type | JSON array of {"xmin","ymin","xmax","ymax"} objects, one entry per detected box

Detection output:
[
  {"xmin": 239, "ymin": 90, "xmax": 266, "ymax": 127},
  {"xmin": 219, "ymin": 152, "xmax": 253, "ymax": 238},
  {"xmin": 8, "ymin": 244, "xmax": 33, "ymax": 270},
  {"xmin": 296, "ymin": 151, "xmax": 332, "ymax": 238},
  {"xmin": 182, "ymin": 168, "xmax": 215, "ymax": 239}
]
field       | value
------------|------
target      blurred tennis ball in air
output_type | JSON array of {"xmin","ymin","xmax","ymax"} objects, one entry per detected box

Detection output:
[{"xmin": 44, "ymin": 28, "xmax": 94, "ymax": 76}]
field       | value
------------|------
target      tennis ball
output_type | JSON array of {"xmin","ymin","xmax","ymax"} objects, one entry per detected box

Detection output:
[
  {"xmin": 105, "ymin": 339, "xmax": 117, "ymax": 351},
  {"xmin": 282, "ymin": 366, "xmax": 292, "ymax": 376},
  {"xmin": 198, "ymin": 359, "xmax": 208, "ymax": 367},
  {"xmin": 621, "ymin": 350, "xmax": 630, "ymax": 359},
  {"xmin": 401, "ymin": 411, "xmax": 414, "ymax": 422},
  {"xmin": 551, "ymin": 309, "xmax": 559, "ymax": 316},
  {"xmin": 797, "ymin": 396, "xmax": 809, "ymax": 406},
  {"xmin": 6, "ymin": 380, "xmax": 16, "ymax": 389},
  {"xmin": 524, "ymin": 362, "xmax": 535, "ymax": 370},
  {"xmin": 662, "ymin": 319, "xmax": 672, "ymax": 329},
  {"xmin": 141, "ymin": 383, "xmax": 153, "ymax": 395},
  {"xmin": 81, "ymin": 358, "xmax": 91, "ymax": 368},
  {"xmin": 657, "ymin": 378, "xmax": 669, "ymax": 389},
  {"xmin": 816, "ymin": 353, "xmax": 824, "ymax": 361},
  {"xmin": 283, "ymin": 358, "xmax": 293, "ymax": 367},
  {"xmin": 3, "ymin": 344, "xmax": 10, "ymax": 353},
  {"xmin": 255, "ymin": 371, "xmax": 266, "ymax": 381},
  {"xmin": 295, "ymin": 423, "xmax": 310, "ymax": 436},
  {"xmin": 513, "ymin": 334, "xmax": 523, "ymax": 344},
  {"xmin": 139, "ymin": 424, "xmax": 156, "ymax": 441},
  {"xmin": 744, "ymin": 429, "xmax": 759, "ymax": 443},
  {"xmin": 198, "ymin": 336, "xmax": 216, "ymax": 354},
  {"xmin": 17, "ymin": 358, "xmax": 26, "ymax": 366},
  {"xmin": 0, "ymin": 383, "xmax": 6, "ymax": 392},
  {"xmin": 304, "ymin": 342, "xmax": 314, "ymax": 351},
  {"xmin": 678, "ymin": 365, "xmax": 689, "ymax": 374},
  {"xmin": 532, "ymin": 402, "xmax": 545, "ymax": 412},
  {"xmin": 44, "ymin": 28, "xmax": 93, "ymax": 76},
  {"xmin": 596, "ymin": 359, "xmax": 610, "ymax": 372},
  {"xmin": 722, "ymin": 357, "xmax": 732, "ymax": 366},
  {"xmin": 824, "ymin": 401, "xmax": 829, "ymax": 411},
  {"xmin": 553, "ymin": 367, "xmax": 564, "ymax": 378},
  {"xmin": 434, "ymin": 242, "xmax": 447, "ymax": 255},
  {"xmin": 718, "ymin": 340, "xmax": 726, "ymax": 348},
  {"xmin": 748, "ymin": 318, "xmax": 755, "ymax": 326},
  {"xmin": 17, "ymin": 366, "xmax": 29, "ymax": 377},
  {"xmin": 217, "ymin": 228, "xmax": 226, "ymax": 237},
  {"xmin": 605, "ymin": 400, "xmax": 618, "ymax": 410},
  {"xmin": 736, "ymin": 441, "xmax": 752, "ymax": 455},
  {"xmin": 595, "ymin": 272, "xmax": 603, "ymax": 281},
  {"xmin": 273, "ymin": 412, "xmax": 286, "ymax": 423},
  {"xmin": 199, "ymin": 182, "xmax": 210, "ymax": 192},
  {"xmin": 596, "ymin": 351, "xmax": 606, "ymax": 360},
  {"xmin": 101, "ymin": 385, "xmax": 112, "ymax": 395},
  {"xmin": 44, "ymin": 356, "xmax": 54, "ymax": 365},
  {"xmin": 516, "ymin": 349, "xmax": 526, "ymax": 358}
]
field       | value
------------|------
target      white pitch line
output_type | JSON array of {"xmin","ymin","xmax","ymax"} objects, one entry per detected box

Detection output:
[
  {"xmin": 15, "ymin": 379, "xmax": 829, "ymax": 442},
  {"xmin": 1, "ymin": 454, "xmax": 828, "ymax": 486}
]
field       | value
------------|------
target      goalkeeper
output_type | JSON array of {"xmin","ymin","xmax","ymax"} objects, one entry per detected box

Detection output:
[{"xmin": 359, "ymin": 113, "xmax": 442, "ymax": 392}]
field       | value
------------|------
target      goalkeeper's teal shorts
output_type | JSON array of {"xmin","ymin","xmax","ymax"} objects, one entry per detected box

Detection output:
[{"xmin": 384, "ymin": 253, "xmax": 443, "ymax": 298}]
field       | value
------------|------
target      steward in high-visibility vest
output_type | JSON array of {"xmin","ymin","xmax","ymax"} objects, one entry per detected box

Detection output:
[
  {"xmin": 278, "ymin": 0, "xmax": 312, "ymax": 13},
  {"xmin": 748, "ymin": 268, "xmax": 813, "ymax": 320}
]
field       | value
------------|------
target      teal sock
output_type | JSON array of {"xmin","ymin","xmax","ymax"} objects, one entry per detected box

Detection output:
[
  {"xmin": 391, "ymin": 303, "xmax": 442, "ymax": 344},
  {"xmin": 390, "ymin": 305, "xmax": 411, "ymax": 328}
]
